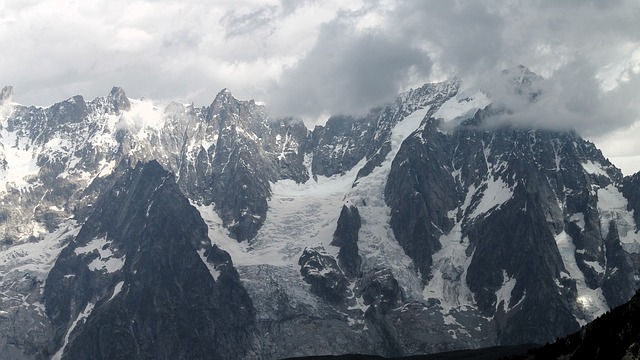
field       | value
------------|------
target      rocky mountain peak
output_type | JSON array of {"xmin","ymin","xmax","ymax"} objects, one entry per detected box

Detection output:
[
  {"xmin": 107, "ymin": 86, "xmax": 131, "ymax": 113},
  {"xmin": 212, "ymin": 87, "xmax": 234, "ymax": 106},
  {"xmin": 497, "ymin": 65, "xmax": 544, "ymax": 102},
  {"xmin": 0, "ymin": 85, "xmax": 13, "ymax": 105}
]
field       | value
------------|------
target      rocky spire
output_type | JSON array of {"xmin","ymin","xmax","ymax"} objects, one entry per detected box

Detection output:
[
  {"xmin": 0, "ymin": 85, "xmax": 13, "ymax": 105},
  {"xmin": 108, "ymin": 86, "xmax": 131, "ymax": 113}
]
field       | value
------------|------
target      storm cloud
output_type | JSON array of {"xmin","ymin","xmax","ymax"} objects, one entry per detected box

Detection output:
[
  {"xmin": 265, "ymin": 13, "xmax": 432, "ymax": 118},
  {"xmin": 265, "ymin": 0, "xmax": 640, "ymax": 136}
]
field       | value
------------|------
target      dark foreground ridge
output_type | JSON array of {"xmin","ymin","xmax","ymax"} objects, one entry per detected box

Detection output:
[
  {"xmin": 513, "ymin": 289, "xmax": 640, "ymax": 360},
  {"xmin": 282, "ymin": 343, "xmax": 537, "ymax": 360}
]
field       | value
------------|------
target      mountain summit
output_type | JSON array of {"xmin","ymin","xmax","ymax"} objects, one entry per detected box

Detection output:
[{"xmin": 0, "ymin": 85, "xmax": 13, "ymax": 105}]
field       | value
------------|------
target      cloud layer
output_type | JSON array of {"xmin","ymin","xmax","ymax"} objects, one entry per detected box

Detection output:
[{"xmin": 1, "ymin": 0, "xmax": 639, "ymax": 171}]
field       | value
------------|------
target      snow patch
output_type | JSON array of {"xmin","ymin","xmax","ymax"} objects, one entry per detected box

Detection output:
[
  {"xmin": 97, "ymin": 159, "xmax": 117, "ymax": 178},
  {"xmin": 584, "ymin": 260, "xmax": 605, "ymax": 274},
  {"xmin": 108, "ymin": 281, "xmax": 125, "ymax": 301},
  {"xmin": 347, "ymin": 282, "xmax": 370, "ymax": 314},
  {"xmin": 75, "ymin": 237, "xmax": 125, "ymax": 273},
  {"xmin": 495, "ymin": 270, "xmax": 517, "ymax": 312},
  {"xmin": 469, "ymin": 178, "xmax": 514, "ymax": 219},
  {"xmin": 570, "ymin": 213, "xmax": 586, "ymax": 232},
  {"xmin": 51, "ymin": 301, "xmax": 95, "ymax": 360},
  {"xmin": 581, "ymin": 161, "xmax": 609, "ymax": 177},
  {"xmin": 198, "ymin": 249, "xmax": 220, "ymax": 281}
]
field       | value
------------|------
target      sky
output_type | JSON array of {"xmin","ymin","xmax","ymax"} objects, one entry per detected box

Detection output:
[{"xmin": 1, "ymin": 0, "xmax": 640, "ymax": 174}]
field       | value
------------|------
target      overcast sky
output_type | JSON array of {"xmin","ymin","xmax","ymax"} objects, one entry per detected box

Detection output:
[{"xmin": 1, "ymin": 0, "xmax": 640, "ymax": 173}]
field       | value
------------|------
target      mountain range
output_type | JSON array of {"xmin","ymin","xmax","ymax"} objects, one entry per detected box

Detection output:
[{"xmin": 0, "ymin": 66, "xmax": 639, "ymax": 359}]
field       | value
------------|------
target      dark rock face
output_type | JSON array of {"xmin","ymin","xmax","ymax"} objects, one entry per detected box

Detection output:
[
  {"xmin": 47, "ymin": 96, "xmax": 88, "ymax": 125},
  {"xmin": 359, "ymin": 269, "xmax": 402, "ymax": 315},
  {"xmin": 299, "ymin": 247, "xmax": 348, "ymax": 303},
  {"xmin": 205, "ymin": 90, "xmax": 275, "ymax": 241},
  {"xmin": 384, "ymin": 121, "xmax": 458, "ymax": 280},
  {"xmin": 44, "ymin": 161, "xmax": 257, "ymax": 359},
  {"xmin": 599, "ymin": 222, "xmax": 638, "ymax": 309},
  {"xmin": 311, "ymin": 115, "xmax": 376, "ymax": 178},
  {"xmin": 270, "ymin": 118, "xmax": 311, "ymax": 183},
  {"xmin": 331, "ymin": 205, "xmax": 362, "ymax": 278},
  {"xmin": 622, "ymin": 172, "xmax": 640, "ymax": 228}
]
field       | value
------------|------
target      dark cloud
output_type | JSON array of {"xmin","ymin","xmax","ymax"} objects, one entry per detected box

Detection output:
[
  {"xmin": 279, "ymin": 0, "xmax": 319, "ymax": 15},
  {"xmin": 265, "ymin": 0, "xmax": 640, "ymax": 136},
  {"xmin": 266, "ymin": 14, "xmax": 432, "ymax": 119},
  {"xmin": 161, "ymin": 29, "xmax": 201, "ymax": 51},
  {"xmin": 393, "ymin": 1, "xmax": 506, "ymax": 78},
  {"xmin": 220, "ymin": 6, "xmax": 278, "ymax": 39},
  {"xmin": 476, "ymin": 62, "xmax": 640, "ymax": 137},
  {"xmin": 372, "ymin": 0, "xmax": 640, "ymax": 139}
]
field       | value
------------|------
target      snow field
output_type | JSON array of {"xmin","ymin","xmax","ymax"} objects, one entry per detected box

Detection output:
[
  {"xmin": 432, "ymin": 87, "xmax": 490, "ymax": 124},
  {"xmin": 195, "ymin": 160, "xmax": 359, "ymax": 267},
  {"xmin": 597, "ymin": 185, "xmax": 640, "ymax": 253},
  {"xmin": 0, "ymin": 120, "xmax": 41, "ymax": 193},
  {"xmin": 346, "ymin": 106, "xmax": 431, "ymax": 301},
  {"xmin": 0, "ymin": 220, "xmax": 79, "ymax": 285},
  {"xmin": 194, "ymin": 106, "xmax": 432, "ymax": 303},
  {"xmin": 422, "ymin": 221, "xmax": 475, "ymax": 312}
]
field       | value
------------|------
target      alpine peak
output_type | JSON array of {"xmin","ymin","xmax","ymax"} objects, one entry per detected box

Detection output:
[
  {"xmin": 107, "ymin": 86, "xmax": 131, "ymax": 113},
  {"xmin": 0, "ymin": 85, "xmax": 13, "ymax": 105}
]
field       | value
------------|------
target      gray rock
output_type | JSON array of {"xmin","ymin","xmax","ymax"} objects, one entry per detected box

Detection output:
[
  {"xmin": 0, "ymin": 85, "xmax": 13, "ymax": 104},
  {"xmin": 331, "ymin": 205, "xmax": 362, "ymax": 278},
  {"xmin": 298, "ymin": 247, "xmax": 348, "ymax": 304}
]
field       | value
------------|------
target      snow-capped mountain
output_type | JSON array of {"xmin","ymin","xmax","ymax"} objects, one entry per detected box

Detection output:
[{"xmin": 0, "ymin": 70, "xmax": 639, "ymax": 359}]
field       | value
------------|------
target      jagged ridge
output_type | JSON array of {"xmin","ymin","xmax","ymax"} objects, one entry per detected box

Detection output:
[{"xmin": 0, "ymin": 75, "xmax": 639, "ymax": 359}]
